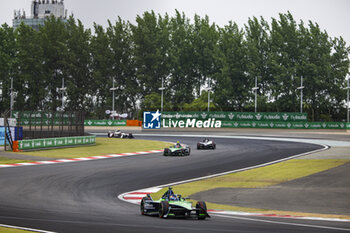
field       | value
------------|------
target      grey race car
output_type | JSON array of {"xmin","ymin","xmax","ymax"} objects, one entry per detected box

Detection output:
[{"xmin": 197, "ymin": 138, "xmax": 216, "ymax": 149}]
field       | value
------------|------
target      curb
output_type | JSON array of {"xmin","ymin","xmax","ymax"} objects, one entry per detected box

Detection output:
[
  {"xmin": 0, "ymin": 224, "xmax": 56, "ymax": 233},
  {"xmin": 119, "ymin": 142, "xmax": 329, "ymax": 205},
  {"xmin": 0, "ymin": 150, "xmax": 163, "ymax": 169},
  {"xmin": 209, "ymin": 210, "xmax": 350, "ymax": 222},
  {"xmin": 118, "ymin": 140, "xmax": 350, "ymax": 223},
  {"xmin": 120, "ymin": 187, "xmax": 350, "ymax": 223}
]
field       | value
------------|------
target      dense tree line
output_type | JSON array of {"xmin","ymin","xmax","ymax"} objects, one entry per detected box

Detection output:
[{"xmin": 0, "ymin": 11, "xmax": 349, "ymax": 121}]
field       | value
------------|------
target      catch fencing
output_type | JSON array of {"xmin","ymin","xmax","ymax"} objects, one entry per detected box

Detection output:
[{"xmin": 12, "ymin": 111, "xmax": 85, "ymax": 139}]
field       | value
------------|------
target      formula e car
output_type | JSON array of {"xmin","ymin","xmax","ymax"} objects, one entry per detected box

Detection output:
[
  {"xmin": 107, "ymin": 130, "xmax": 134, "ymax": 139},
  {"xmin": 197, "ymin": 138, "xmax": 216, "ymax": 149},
  {"xmin": 163, "ymin": 143, "xmax": 190, "ymax": 156},
  {"xmin": 140, "ymin": 187, "xmax": 210, "ymax": 220}
]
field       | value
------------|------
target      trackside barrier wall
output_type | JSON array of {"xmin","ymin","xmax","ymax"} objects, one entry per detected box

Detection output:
[
  {"xmin": 18, "ymin": 135, "xmax": 96, "ymax": 150},
  {"xmin": 160, "ymin": 119, "xmax": 349, "ymax": 129},
  {"xmin": 162, "ymin": 112, "xmax": 308, "ymax": 122},
  {"xmin": 220, "ymin": 121, "xmax": 349, "ymax": 129},
  {"xmin": 84, "ymin": 120, "xmax": 127, "ymax": 127},
  {"xmin": 126, "ymin": 120, "xmax": 142, "ymax": 126},
  {"xmin": 159, "ymin": 112, "xmax": 349, "ymax": 130}
]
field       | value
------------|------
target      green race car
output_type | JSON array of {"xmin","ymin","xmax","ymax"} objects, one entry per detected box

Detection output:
[
  {"xmin": 163, "ymin": 142, "xmax": 191, "ymax": 156},
  {"xmin": 140, "ymin": 187, "xmax": 210, "ymax": 220}
]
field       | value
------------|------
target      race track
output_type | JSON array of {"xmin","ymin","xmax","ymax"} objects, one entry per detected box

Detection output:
[{"xmin": 0, "ymin": 134, "xmax": 348, "ymax": 233}]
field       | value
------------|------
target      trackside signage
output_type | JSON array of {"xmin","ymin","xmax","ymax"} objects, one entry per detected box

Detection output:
[
  {"xmin": 85, "ymin": 120, "xmax": 127, "ymax": 127},
  {"xmin": 162, "ymin": 118, "xmax": 222, "ymax": 128},
  {"xmin": 221, "ymin": 121, "xmax": 348, "ymax": 129},
  {"xmin": 18, "ymin": 135, "xmax": 96, "ymax": 150},
  {"xmin": 162, "ymin": 112, "xmax": 308, "ymax": 122}
]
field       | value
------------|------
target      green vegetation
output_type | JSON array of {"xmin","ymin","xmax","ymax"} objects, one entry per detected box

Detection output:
[
  {"xmin": 0, "ymin": 226, "xmax": 34, "ymax": 233},
  {"xmin": 0, "ymin": 156, "xmax": 30, "ymax": 164},
  {"xmin": 151, "ymin": 159, "xmax": 350, "ymax": 217},
  {"xmin": 0, "ymin": 11, "xmax": 349, "ymax": 121},
  {"xmin": 16, "ymin": 138, "xmax": 172, "ymax": 159}
]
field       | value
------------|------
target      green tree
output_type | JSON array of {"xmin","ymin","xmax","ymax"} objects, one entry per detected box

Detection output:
[
  {"xmin": 141, "ymin": 92, "xmax": 170, "ymax": 111},
  {"xmin": 90, "ymin": 23, "xmax": 114, "ymax": 118},
  {"xmin": 214, "ymin": 22, "xmax": 249, "ymax": 111},
  {"xmin": 245, "ymin": 16, "xmax": 271, "ymax": 112},
  {"xmin": 65, "ymin": 17, "xmax": 92, "ymax": 111},
  {"xmin": 191, "ymin": 14, "xmax": 219, "ymax": 96},
  {"xmin": 0, "ymin": 24, "xmax": 16, "ymax": 113},
  {"xmin": 15, "ymin": 23, "xmax": 45, "ymax": 110},
  {"xmin": 330, "ymin": 37, "xmax": 350, "ymax": 121},
  {"xmin": 300, "ymin": 21, "xmax": 333, "ymax": 121},
  {"xmin": 168, "ymin": 10, "xmax": 197, "ymax": 109},
  {"xmin": 39, "ymin": 16, "xmax": 69, "ymax": 111},
  {"xmin": 131, "ymin": 11, "xmax": 171, "ymax": 98},
  {"xmin": 107, "ymin": 18, "xmax": 139, "ymax": 114},
  {"xmin": 269, "ymin": 12, "xmax": 302, "ymax": 112},
  {"xmin": 183, "ymin": 90, "xmax": 217, "ymax": 111}
]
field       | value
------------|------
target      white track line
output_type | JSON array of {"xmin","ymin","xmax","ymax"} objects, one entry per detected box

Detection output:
[
  {"xmin": 212, "ymin": 214, "xmax": 350, "ymax": 231},
  {"xmin": 0, "ymin": 224, "xmax": 56, "ymax": 233},
  {"xmin": 117, "ymin": 134, "xmax": 350, "ymax": 223}
]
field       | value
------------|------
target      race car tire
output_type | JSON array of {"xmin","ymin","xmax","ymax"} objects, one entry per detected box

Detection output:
[
  {"xmin": 213, "ymin": 144, "xmax": 216, "ymax": 149},
  {"xmin": 181, "ymin": 149, "xmax": 185, "ymax": 156},
  {"xmin": 197, "ymin": 143, "xmax": 200, "ymax": 150},
  {"xmin": 163, "ymin": 148, "xmax": 169, "ymax": 156},
  {"xmin": 107, "ymin": 133, "xmax": 113, "ymax": 138},
  {"xmin": 196, "ymin": 201, "xmax": 207, "ymax": 220},
  {"xmin": 159, "ymin": 201, "xmax": 169, "ymax": 218},
  {"xmin": 140, "ymin": 196, "xmax": 152, "ymax": 215}
]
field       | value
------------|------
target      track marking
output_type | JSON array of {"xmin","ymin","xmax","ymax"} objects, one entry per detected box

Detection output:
[
  {"xmin": 130, "ymin": 133, "xmax": 350, "ymax": 147},
  {"xmin": 0, "ymin": 217, "xmax": 233, "ymax": 232},
  {"xmin": 118, "ymin": 142, "xmax": 329, "ymax": 204},
  {"xmin": 117, "ymin": 134, "xmax": 350, "ymax": 223},
  {"xmin": 0, "ymin": 150, "xmax": 163, "ymax": 169},
  {"xmin": 212, "ymin": 214, "xmax": 350, "ymax": 232},
  {"xmin": 0, "ymin": 224, "xmax": 56, "ymax": 233}
]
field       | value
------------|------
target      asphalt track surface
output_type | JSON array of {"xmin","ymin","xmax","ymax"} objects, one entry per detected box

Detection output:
[{"xmin": 0, "ymin": 134, "xmax": 349, "ymax": 233}]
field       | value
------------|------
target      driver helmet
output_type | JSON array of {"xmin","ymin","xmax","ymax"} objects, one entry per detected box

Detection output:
[{"xmin": 169, "ymin": 195, "xmax": 177, "ymax": 201}]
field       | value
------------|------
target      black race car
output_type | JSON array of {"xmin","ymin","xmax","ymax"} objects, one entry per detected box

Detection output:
[
  {"xmin": 197, "ymin": 139, "xmax": 216, "ymax": 149},
  {"xmin": 107, "ymin": 130, "xmax": 134, "ymax": 139},
  {"xmin": 140, "ymin": 187, "xmax": 210, "ymax": 220}
]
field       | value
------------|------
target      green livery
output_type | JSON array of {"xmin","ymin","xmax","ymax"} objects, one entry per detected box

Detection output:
[
  {"xmin": 140, "ymin": 187, "xmax": 209, "ymax": 220},
  {"xmin": 163, "ymin": 143, "xmax": 191, "ymax": 156}
]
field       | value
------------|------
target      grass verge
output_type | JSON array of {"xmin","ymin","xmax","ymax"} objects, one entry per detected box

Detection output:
[
  {"xmin": 0, "ymin": 226, "xmax": 34, "ymax": 233},
  {"xmin": 150, "ymin": 159, "xmax": 350, "ymax": 219},
  {"xmin": 0, "ymin": 156, "xmax": 31, "ymax": 164},
  {"xmin": 11, "ymin": 138, "xmax": 173, "ymax": 159}
]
